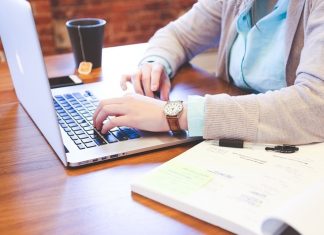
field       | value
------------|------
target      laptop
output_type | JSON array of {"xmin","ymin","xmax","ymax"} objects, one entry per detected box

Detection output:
[{"xmin": 0, "ymin": 0, "xmax": 199, "ymax": 167}]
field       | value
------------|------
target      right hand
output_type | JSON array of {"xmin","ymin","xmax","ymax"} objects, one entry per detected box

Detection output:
[{"xmin": 120, "ymin": 62, "xmax": 171, "ymax": 101}]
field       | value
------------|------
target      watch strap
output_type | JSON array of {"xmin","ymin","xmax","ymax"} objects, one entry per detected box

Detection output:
[{"xmin": 166, "ymin": 115, "xmax": 181, "ymax": 132}]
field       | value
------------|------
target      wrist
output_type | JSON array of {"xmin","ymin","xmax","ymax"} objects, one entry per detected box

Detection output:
[
  {"xmin": 139, "ymin": 56, "xmax": 173, "ymax": 78},
  {"xmin": 179, "ymin": 102, "xmax": 188, "ymax": 130},
  {"xmin": 163, "ymin": 100, "xmax": 187, "ymax": 133}
]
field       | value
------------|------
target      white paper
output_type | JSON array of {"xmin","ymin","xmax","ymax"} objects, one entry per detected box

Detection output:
[
  {"xmin": 132, "ymin": 141, "xmax": 324, "ymax": 235},
  {"xmin": 262, "ymin": 180, "xmax": 324, "ymax": 235}
]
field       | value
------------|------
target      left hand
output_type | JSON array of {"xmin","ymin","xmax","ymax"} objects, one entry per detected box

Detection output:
[
  {"xmin": 120, "ymin": 62, "xmax": 171, "ymax": 101},
  {"xmin": 93, "ymin": 93, "xmax": 169, "ymax": 134}
]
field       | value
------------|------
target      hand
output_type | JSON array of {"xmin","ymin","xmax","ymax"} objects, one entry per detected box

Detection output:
[
  {"xmin": 93, "ymin": 93, "xmax": 170, "ymax": 134},
  {"xmin": 120, "ymin": 62, "xmax": 171, "ymax": 101}
]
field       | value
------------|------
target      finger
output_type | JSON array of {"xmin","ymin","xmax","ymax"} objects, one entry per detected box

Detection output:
[
  {"xmin": 101, "ymin": 116, "xmax": 129, "ymax": 134},
  {"xmin": 141, "ymin": 64, "xmax": 154, "ymax": 97},
  {"xmin": 93, "ymin": 104, "xmax": 104, "ymax": 127},
  {"xmin": 120, "ymin": 74, "xmax": 131, "ymax": 90},
  {"xmin": 94, "ymin": 104, "xmax": 125, "ymax": 130},
  {"xmin": 93, "ymin": 98, "xmax": 123, "ymax": 126},
  {"xmin": 160, "ymin": 74, "xmax": 171, "ymax": 101},
  {"xmin": 131, "ymin": 69, "xmax": 144, "ymax": 95},
  {"xmin": 151, "ymin": 63, "xmax": 164, "ymax": 91}
]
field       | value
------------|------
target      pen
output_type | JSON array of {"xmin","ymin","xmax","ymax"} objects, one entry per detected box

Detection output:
[{"xmin": 214, "ymin": 138, "xmax": 299, "ymax": 153}]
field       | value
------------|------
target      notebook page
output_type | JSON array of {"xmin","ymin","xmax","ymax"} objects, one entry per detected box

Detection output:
[{"xmin": 132, "ymin": 141, "xmax": 324, "ymax": 235}]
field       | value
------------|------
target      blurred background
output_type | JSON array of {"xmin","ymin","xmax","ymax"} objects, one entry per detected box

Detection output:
[{"xmin": 0, "ymin": 0, "xmax": 196, "ymax": 60}]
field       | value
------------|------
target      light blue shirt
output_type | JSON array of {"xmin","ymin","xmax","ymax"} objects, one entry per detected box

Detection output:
[
  {"xmin": 188, "ymin": 0, "xmax": 289, "ymax": 136},
  {"xmin": 229, "ymin": 0, "xmax": 289, "ymax": 93}
]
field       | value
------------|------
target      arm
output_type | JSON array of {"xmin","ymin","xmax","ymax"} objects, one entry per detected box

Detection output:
[
  {"xmin": 142, "ymin": 0, "xmax": 223, "ymax": 76},
  {"xmin": 203, "ymin": 2, "xmax": 324, "ymax": 145},
  {"xmin": 120, "ymin": 0, "xmax": 223, "ymax": 101}
]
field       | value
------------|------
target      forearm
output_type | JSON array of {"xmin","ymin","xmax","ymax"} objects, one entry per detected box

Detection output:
[
  {"xmin": 202, "ymin": 1, "xmax": 324, "ymax": 145},
  {"xmin": 203, "ymin": 76, "xmax": 324, "ymax": 145}
]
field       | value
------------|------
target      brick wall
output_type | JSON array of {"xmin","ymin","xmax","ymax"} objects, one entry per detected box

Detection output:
[
  {"xmin": 30, "ymin": 0, "xmax": 56, "ymax": 55},
  {"xmin": 0, "ymin": 0, "xmax": 196, "ymax": 60}
]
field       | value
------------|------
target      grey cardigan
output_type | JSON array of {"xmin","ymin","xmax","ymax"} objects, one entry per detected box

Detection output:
[{"xmin": 143, "ymin": 0, "xmax": 324, "ymax": 144}]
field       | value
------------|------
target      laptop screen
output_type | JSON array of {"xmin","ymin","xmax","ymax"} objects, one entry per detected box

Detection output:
[{"xmin": 0, "ymin": 0, "xmax": 67, "ymax": 164}]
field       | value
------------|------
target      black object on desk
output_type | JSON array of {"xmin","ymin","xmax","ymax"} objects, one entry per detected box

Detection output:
[
  {"xmin": 49, "ymin": 75, "xmax": 83, "ymax": 89},
  {"xmin": 265, "ymin": 145, "xmax": 299, "ymax": 153},
  {"xmin": 218, "ymin": 138, "xmax": 299, "ymax": 154}
]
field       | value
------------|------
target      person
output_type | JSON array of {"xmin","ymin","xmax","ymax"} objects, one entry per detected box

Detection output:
[{"xmin": 93, "ymin": 0, "xmax": 324, "ymax": 145}]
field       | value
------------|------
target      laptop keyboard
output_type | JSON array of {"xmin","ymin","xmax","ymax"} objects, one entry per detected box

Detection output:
[{"xmin": 53, "ymin": 90, "xmax": 141, "ymax": 150}]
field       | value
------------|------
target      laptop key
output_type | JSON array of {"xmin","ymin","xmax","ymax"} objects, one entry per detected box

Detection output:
[
  {"xmin": 81, "ymin": 122, "xmax": 90, "ymax": 127},
  {"xmin": 102, "ymin": 132, "xmax": 118, "ymax": 143},
  {"xmin": 77, "ymin": 143, "xmax": 86, "ymax": 149},
  {"xmin": 92, "ymin": 132, "xmax": 107, "ymax": 145},
  {"xmin": 93, "ymin": 138, "xmax": 107, "ymax": 146},
  {"xmin": 65, "ymin": 119, "xmax": 75, "ymax": 124},
  {"xmin": 68, "ymin": 123, "xmax": 78, "ymax": 128},
  {"xmin": 75, "ymin": 130, "xmax": 85, "ymax": 135},
  {"xmin": 78, "ymin": 134, "xmax": 88, "ymax": 139},
  {"xmin": 88, "ymin": 134, "xmax": 95, "ymax": 139},
  {"xmin": 84, "ymin": 126, "xmax": 93, "ymax": 131},
  {"xmin": 71, "ymin": 135, "xmax": 78, "ymax": 141},
  {"xmin": 62, "ymin": 115, "xmax": 70, "ymax": 120},
  {"xmin": 67, "ymin": 131, "xmax": 74, "ymax": 136},
  {"xmin": 85, "ymin": 90, "xmax": 94, "ymax": 96},
  {"xmin": 76, "ymin": 119, "xmax": 85, "ymax": 124},
  {"xmin": 71, "ymin": 126, "xmax": 81, "ymax": 131},
  {"xmin": 57, "ymin": 109, "xmax": 65, "ymax": 114},
  {"xmin": 111, "ymin": 130, "xmax": 128, "ymax": 141},
  {"xmin": 74, "ymin": 139, "xmax": 82, "ymax": 145},
  {"xmin": 81, "ymin": 137, "xmax": 93, "ymax": 143},
  {"xmin": 54, "ymin": 95, "xmax": 64, "ymax": 100},
  {"xmin": 74, "ymin": 104, "xmax": 82, "ymax": 108},
  {"xmin": 85, "ymin": 142, "xmax": 97, "ymax": 148},
  {"xmin": 126, "ymin": 132, "xmax": 140, "ymax": 139},
  {"xmin": 74, "ymin": 115, "xmax": 83, "ymax": 120},
  {"xmin": 120, "ymin": 127, "xmax": 141, "ymax": 139}
]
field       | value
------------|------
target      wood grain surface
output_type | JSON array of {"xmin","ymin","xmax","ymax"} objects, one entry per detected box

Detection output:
[{"xmin": 0, "ymin": 44, "xmax": 245, "ymax": 235}]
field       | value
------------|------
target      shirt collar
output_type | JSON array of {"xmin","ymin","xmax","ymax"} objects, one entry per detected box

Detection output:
[{"xmin": 236, "ymin": 0, "xmax": 290, "ymax": 34}]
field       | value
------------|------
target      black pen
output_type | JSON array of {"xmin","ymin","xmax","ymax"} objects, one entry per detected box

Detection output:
[{"xmin": 214, "ymin": 138, "xmax": 299, "ymax": 153}]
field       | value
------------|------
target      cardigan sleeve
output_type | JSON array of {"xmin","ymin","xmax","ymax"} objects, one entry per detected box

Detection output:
[{"xmin": 141, "ymin": 0, "xmax": 223, "ymax": 76}]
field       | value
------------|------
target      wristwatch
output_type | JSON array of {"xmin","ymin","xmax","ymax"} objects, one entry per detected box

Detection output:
[{"xmin": 164, "ymin": 100, "xmax": 184, "ymax": 133}]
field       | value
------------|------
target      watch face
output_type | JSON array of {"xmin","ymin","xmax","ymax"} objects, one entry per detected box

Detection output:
[{"xmin": 164, "ymin": 101, "xmax": 183, "ymax": 116}]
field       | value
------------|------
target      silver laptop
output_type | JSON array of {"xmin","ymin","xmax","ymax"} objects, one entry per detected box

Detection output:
[{"xmin": 0, "ymin": 0, "xmax": 198, "ymax": 167}]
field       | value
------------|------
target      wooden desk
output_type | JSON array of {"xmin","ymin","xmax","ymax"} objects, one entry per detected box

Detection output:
[{"xmin": 0, "ymin": 44, "xmax": 244, "ymax": 235}]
